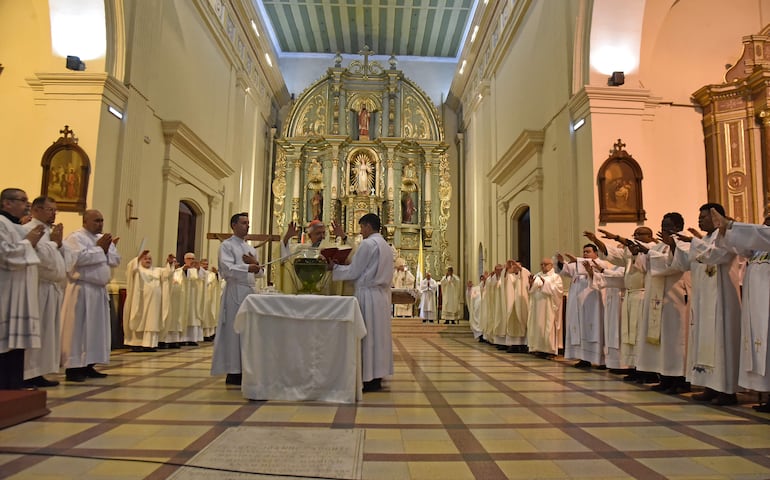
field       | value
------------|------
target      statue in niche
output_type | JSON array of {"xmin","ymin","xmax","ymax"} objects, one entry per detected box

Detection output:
[
  {"xmin": 401, "ymin": 192, "xmax": 416, "ymax": 223},
  {"xmin": 353, "ymin": 153, "xmax": 373, "ymax": 195},
  {"xmin": 358, "ymin": 105, "xmax": 370, "ymax": 139},
  {"xmin": 310, "ymin": 189, "xmax": 323, "ymax": 221}
]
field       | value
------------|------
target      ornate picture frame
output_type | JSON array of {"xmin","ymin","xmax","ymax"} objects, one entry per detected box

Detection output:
[
  {"xmin": 597, "ymin": 139, "xmax": 646, "ymax": 223},
  {"xmin": 40, "ymin": 126, "xmax": 91, "ymax": 213}
]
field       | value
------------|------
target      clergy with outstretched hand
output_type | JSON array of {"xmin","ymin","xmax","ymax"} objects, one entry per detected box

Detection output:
[
  {"xmin": 211, "ymin": 212, "xmax": 263, "ymax": 386},
  {"xmin": 330, "ymin": 213, "xmax": 394, "ymax": 392},
  {"xmin": 60, "ymin": 209, "xmax": 120, "ymax": 382}
]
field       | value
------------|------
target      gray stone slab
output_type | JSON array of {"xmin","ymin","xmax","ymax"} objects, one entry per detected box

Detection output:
[{"xmin": 168, "ymin": 427, "xmax": 364, "ymax": 480}]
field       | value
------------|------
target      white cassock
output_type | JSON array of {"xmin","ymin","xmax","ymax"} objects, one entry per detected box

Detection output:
[
  {"xmin": 211, "ymin": 235, "xmax": 262, "ymax": 375},
  {"xmin": 176, "ymin": 267, "xmax": 203, "ymax": 343},
  {"xmin": 200, "ymin": 269, "xmax": 221, "ymax": 338},
  {"xmin": 467, "ymin": 282, "xmax": 482, "ymax": 338},
  {"xmin": 723, "ymin": 228, "xmax": 770, "ymax": 392},
  {"xmin": 393, "ymin": 268, "xmax": 415, "ymax": 317},
  {"xmin": 419, "ymin": 278, "xmax": 438, "ymax": 321},
  {"xmin": 635, "ymin": 241, "xmax": 691, "ymax": 377},
  {"xmin": 673, "ymin": 231, "xmax": 742, "ymax": 393},
  {"xmin": 526, "ymin": 270, "xmax": 563, "ymax": 355},
  {"xmin": 555, "ymin": 258, "xmax": 607, "ymax": 365},
  {"xmin": 60, "ymin": 228, "xmax": 120, "ymax": 368},
  {"xmin": 440, "ymin": 273, "xmax": 462, "ymax": 321},
  {"xmin": 333, "ymin": 232, "xmax": 393, "ymax": 382},
  {"xmin": 123, "ymin": 257, "xmax": 163, "ymax": 348},
  {"xmin": 595, "ymin": 266, "xmax": 625, "ymax": 369},
  {"xmin": 501, "ymin": 268, "xmax": 530, "ymax": 346},
  {"xmin": 602, "ymin": 244, "xmax": 651, "ymax": 369},
  {"xmin": 22, "ymin": 218, "xmax": 64, "ymax": 378},
  {"xmin": 0, "ymin": 216, "xmax": 40, "ymax": 353}
]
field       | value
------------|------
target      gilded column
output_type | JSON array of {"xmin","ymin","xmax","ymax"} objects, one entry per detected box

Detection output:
[
  {"xmin": 290, "ymin": 153, "xmax": 302, "ymax": 223},
  {"xmin": 758, "ymin": 110, "xmax": 770, "ymax": 215},
  {"xmin": 331, "ymin": 145, "xmax": 340, "ymax": 200}
]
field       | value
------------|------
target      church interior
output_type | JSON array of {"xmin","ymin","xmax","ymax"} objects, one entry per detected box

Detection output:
[{"xmin": 1, "ymin": 0, "xmax": 770, "ymax": 478}]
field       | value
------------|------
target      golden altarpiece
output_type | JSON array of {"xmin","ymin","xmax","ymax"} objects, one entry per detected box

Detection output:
[
  {"xmin": 271, "ymin": 49, "xmax": 451, "ymax": 280},
  {"xmin": 692, "ymin": 25, "xmax": 770, "ymax": 222}
]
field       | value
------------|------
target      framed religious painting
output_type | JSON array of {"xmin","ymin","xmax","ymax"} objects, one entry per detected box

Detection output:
[
  {"xmin": 597, "ymin": 139, "xmax": 646, "ymax": 223},
  {"xmin": 40, "ymin": 126, "xmax": 91, "ymax": 213}
]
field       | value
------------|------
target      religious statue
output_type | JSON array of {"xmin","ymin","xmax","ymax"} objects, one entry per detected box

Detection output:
[
  {"xmin": 310, "ymin": 190, "xmax": 323, "ymax": 220},
  {"xmin": 401, "ymin": 192, "xmax": 416, "ymax": 223},
  {"xmin": 355, "ymin": 156, "xmax": 372, "ymax": 195},
  {"xmin": 358, "ymin": 105, "xmax": 370, "ymax": 139}
]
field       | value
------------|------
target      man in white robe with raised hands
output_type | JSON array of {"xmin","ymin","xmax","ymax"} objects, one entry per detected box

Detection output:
[{"xmin": 22, "ymin": 196, "xmax": 65, "ymax": 387}]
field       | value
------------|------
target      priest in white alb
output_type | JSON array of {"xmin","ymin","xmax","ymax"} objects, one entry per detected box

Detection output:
[
  {"xmin": 22, "ymin": 196, "xmax": 65, "ymax": 388},
  {"xmin": 211, "ymin": 213, "xmax": 264, "ymax": 386},
  {"xmin": 502, "ymin": 260, "xmax": 530, "ymax": 352},
  {"xmin": 526, "ymin": 258, "xmax": 563, "ymax": 358},
  {"xmin": 439, "ymin": 266, "xmax": 461, "ymax": 324},
  {"xmin": 713, "ymin": 208, "xmax": 770, "ymax": 411},
  {"xmin": 672, "ymin": 203, "xmax": 742, "ymax": 406},
  {"xmin": 60, "ymin": 209, "xmax": 120, "ymax": 382},
  {"xmin": 419, "ymin": 272, "xmax": 438, "ymax": 323},
  {"xmin": 124, "ymin": 250, "xmax": 163, "ymax": 352},
  {"xmin": 0, "ymin": 188, "xmax": 43, "ymax": 390}
]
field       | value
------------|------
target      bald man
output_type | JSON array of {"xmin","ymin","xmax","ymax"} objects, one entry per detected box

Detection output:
[{"xmin": 60, "ymin": 209, "xmax": 121, "ymax": 382}]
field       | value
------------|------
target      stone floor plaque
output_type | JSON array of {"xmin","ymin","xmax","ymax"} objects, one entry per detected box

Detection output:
[{"xmin": 168, "ymin": 427, "xmax": 365, "ymax": 480}]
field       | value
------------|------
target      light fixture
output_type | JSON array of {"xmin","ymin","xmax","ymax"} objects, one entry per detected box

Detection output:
[
  {"xmin": 470, "ymin": 25, "xmax": 479, "ymax": 43},
  {"xmin": 459, "ymin": 60, "xmax": 467, "ymax": 74},
  {"xmin": 66, "ymin": 55, "xmax": 86, "ymax": 71},
  {"xmin": 607, "ymin": 71, "xmax": 625, "ymax": 86},
  {"xmin": 264, "ymin": 53, "xmax": 272, "ymax": 67},
  {"xmin": 572, "ymin": 118, "xmax": 585, "ymax": 131},
  {"xmin": 108, "ymin": 105, "xmax": 123, "ymax": 119},
  {"xmin": 251, "ymin": 19, "xmax": 259, "ymax": 36}
]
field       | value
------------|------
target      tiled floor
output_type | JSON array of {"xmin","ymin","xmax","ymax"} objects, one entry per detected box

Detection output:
[{"xmin": 1, "ymin": 318, "xmax": 769, "ymax": 479}]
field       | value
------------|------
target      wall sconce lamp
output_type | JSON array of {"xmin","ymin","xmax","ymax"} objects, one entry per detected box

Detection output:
[
  {"xmin": 607, "ymin": 71, "xmax": 624, "ymax": 86},
  {"xmin": 125, "ymin": 199, "xmax": 139, "ymax": 225},
  {"xmin": 66, "ymin": 55, "xmax": 86, "ymax": 71}
]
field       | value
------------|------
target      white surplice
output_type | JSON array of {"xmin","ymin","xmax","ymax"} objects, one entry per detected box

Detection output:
[
  {"xmin": 526, "ymin": 270, "xmax": 563, "ymax": 355},
  {"xmin": 726, "ymin": 222, "xmax": 770, "ymax": 250},
  {"xmin": 419, "ymin": 278, "xmax": 438, "ymax": 321},
  {"xmin": 60, "ymin": 228, "xmax": 120, "ymax": 368},
  {"xmin": 635, "ymin": 242, "xmax": 691, "ymax": 377},
  {"xmin": 724, "ymin": 227, "xmax": 770, "ymax": 392},
  {"xmin": 22, "ymin": 218, "xmax": 64, "ymax": 377},
  {"xmin": 0, "ymin": 215, "xmax": 40, "ymax": 353},
  {"xmin": 333, "ymin": 232, "xmax": 394, "ymax": 382},
  {"xmin": 439, "ymin": 273, "xmax": 462, "ymax": 321},
  {"xmin": 123, "ymin": 257, "xmax": 163, "ymax": 348},
  {"xmin": 176, "ymin": 267, "xmax": 203, "ymax": 343},
  {"xmin": 602, "ymin": 244, "xmax": 650, "ymax": 368},
  {"xmin": 200, "ymin": 269, "xmax": 221, "ymax": 338},
  {"xmin": 595, "ymin": 266, "xmax": 625, "ymax": 369},
  {"xmin": 673, "ymin": 231, "xmax": 742, "ymax": 393},
  {"xmin": 502, "ymin": 268, "xmax": 530, "ymax": 346},
  {"xmin": 556, "ymin": 258, "xmax": 607, "ymax": 364},
  {"xmin": 211, "ymin": 235, "xmax": 262, "ymax": 375}
]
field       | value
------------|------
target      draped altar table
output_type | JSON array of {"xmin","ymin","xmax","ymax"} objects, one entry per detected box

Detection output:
[{"xmin": 234, "ymin": 294, "xmax": 367, "ymax": 403}]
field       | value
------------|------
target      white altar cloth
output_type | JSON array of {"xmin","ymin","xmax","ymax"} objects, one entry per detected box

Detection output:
[{"xmin": 234, "ymin": 294, "xmax": 367, "ymax": 403}]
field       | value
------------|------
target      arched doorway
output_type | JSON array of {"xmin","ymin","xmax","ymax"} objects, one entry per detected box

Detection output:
[
  {"xmin": 176, "ymin": 201, "xmax": 198, "ymax": 261},
  {"xmin": 514, "ymin": 207, "xmax": 531, "ymax": 271}
]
